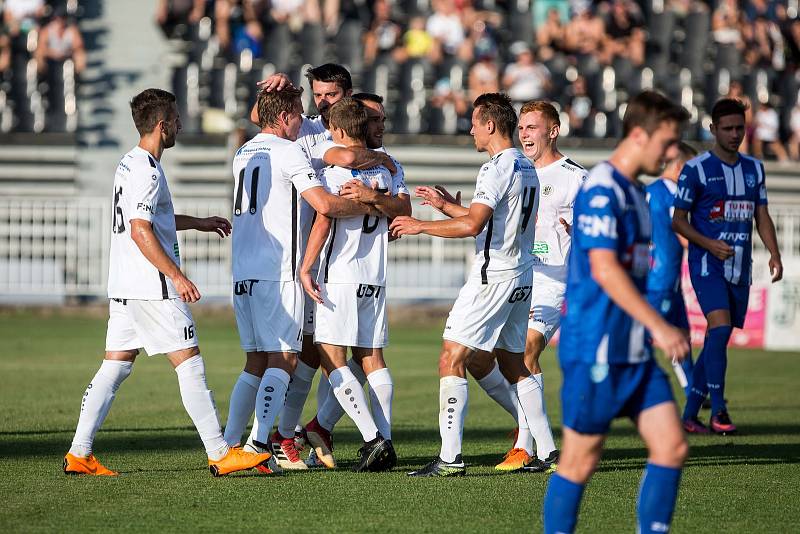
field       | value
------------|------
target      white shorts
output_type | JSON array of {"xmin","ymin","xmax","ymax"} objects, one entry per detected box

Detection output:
[
  {"xmin": 314, "ymin": 282, "xmax": 388, "ymax": 348},
  {"xmin": 233, "ymin": 279, "xmax": 303, "ymax": 353},
  {"xmin": 105, "ymin": 298, "xmax": 197, "ymax": 356},
  {"xmin": 528, "ymin": 277, "xmax": 566, "ymax": 343},
  {"xmin": 443, "ymin": 268, "xmax": 533, "ymax": 353}
]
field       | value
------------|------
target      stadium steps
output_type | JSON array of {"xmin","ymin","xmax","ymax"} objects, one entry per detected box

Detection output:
[{"xmin": 0, "ymin": 145, "xmax": 78, "ymax": 195}]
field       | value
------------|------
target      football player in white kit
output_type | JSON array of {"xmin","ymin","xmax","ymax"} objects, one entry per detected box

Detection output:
[
  {"xmin": 242, "ymin": 65, "xmax": 398, "ymax": 469},
  {"xmin": 392, "ymin": 93, "xmax": 542, "ymax": 477},
  {"xmin": 299, "ymin": 97, "xmax": 401, "ymax": 472},
  {"xmin": 298, "ymin": 92, "xmax": 411, "ymax": 469},
  {"xmin": 221, "ymin": 87, "xmax": 381, "ymax": 470},
  {"xmin": 63, "ymin": 89, "xmax": 273, "ymax": 477}
]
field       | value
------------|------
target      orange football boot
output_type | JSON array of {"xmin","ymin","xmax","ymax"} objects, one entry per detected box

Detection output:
[
  {"xmin": 208, "ymin": 447, "xmax": 272, "ymax": 477},
  {"xmin": 63, "ymin": 453, "xmax": 118, "ymax": 476},
  {"xmin": 494, "ymin": 448, "xmax": 533, "ymax": 472}
]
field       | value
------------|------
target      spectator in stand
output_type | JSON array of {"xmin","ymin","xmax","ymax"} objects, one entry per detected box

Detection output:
[
  {"xmin": 155, "ymin": 0, "xmax": 206, "ymax": 38},
  {"xmin": 712, "ymin": 0, "xmax": 746, "ymax": 50},
  {"xmin": 564, "ymin": 2, "xmax": 607, "ymax": 67},
  {"xmin": 788, "ymin": 98, "xmax": 800, "ymax": 161},
  {"xmin": 743, "ymin": 16, "xmax": 785, "ymax": 71},
  {"xmin": 778, "ymin": 7, "xmax": 800, "ymax": 69},
  {"xmin": 753, "ymin": 100, "xmax": 789, "ymax": 163},
  {"xmin": 727, "ymin": 80, "xmax": 754, "ymax": 154},
  {"xmin": 396, "ymin": 16, "xmax": 436, "ymax": 63},
  {"xmin": 35, "ymin": 9, "xmax": 86, "ymax": 75},
  {"xmin": 467, "ymin": 46, "xmax": 499, "ymax": 102},
  {"xmin": 363, "ymin": 0, "xmax": 401, "ymax": 65},
  {"xmin": 430, "ymin": 75, "xmax": 469, "ymax": 129},
  {"xmin": 0, "ymin": 26, "xmax": 10, "ymax": 74},
  {"xmin": 3, "ymin": 0, "xmax": 45, "ymax": 38},
  {"xmin": 603, "ymin": 0, "xmax": 645, "ymax": 66},
  {"xmin": 463, "ymin": 16, "xmax": 498, "ymax": 65},
  {"xmin": 563, "ymin": 74, "xmax": 594, "ymax": 136},
  {"xmin": 744, "ymin": 0, "xmax": 778, "ymax": 22},
  {"xmin": 426, "ymin": 0, "xmax": 468, "ymax": 62},
  {"xmin": 503, "ymin": 42, "xmax": 551, "ymax": 107},
  {"xmin": 536, "ymin": 7, "xmax": 566, "ymax": 62}
]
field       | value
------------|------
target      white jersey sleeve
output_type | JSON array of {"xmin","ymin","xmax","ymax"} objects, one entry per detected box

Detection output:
[
  {"xmin": 469, "ymin": 148, "xmax": 539, "ymax": 284},
  {"xmin": 107, "ymin": 146, "xmax": 180, "ymax": 300},
  {"xmin": 296, "ymin": 116, "xmax": 334, "ymax": 174}
]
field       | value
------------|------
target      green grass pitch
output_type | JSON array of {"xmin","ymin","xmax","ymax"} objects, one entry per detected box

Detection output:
[{"xmin": 0, "ymin": 310, "xmax": 798, "ymax": 532}]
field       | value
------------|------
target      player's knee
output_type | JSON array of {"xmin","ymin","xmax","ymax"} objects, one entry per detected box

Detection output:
[
  {"xmin": 651, "ymin": 435, "xmax": 688, "ymax": 467},
  {"xmin": 438, "ymin": 346, "xmax": 467, "ymax": 377},
  {"xmin": 466, "ymin": 355, "xmax": 494, "ymax": 380}
]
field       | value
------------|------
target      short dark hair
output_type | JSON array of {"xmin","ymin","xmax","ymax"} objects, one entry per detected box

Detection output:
[
  {"xmin": 711, "ymin": 98, "xmax": 748, "ymax": 124},
  {"xmin": 130, "ymin": 89, "xmax": 176, "ymax": 136},
  {"xmin": 328, "ymin": 97, "xmax": 368, "ymax": 141},
  {"xmin": 520, "ymin": 100, "xmax": 560, "ymax": 127},
  {"xmin": 352, "ymin": 92, "xmax": 384, "ymax": 105},
  {"xmin": 257, "ymin": 86, "xmax": 303, "ymax": 128},
  {"xmin": 622, "ymin": 91, "xmax": 689, "ymax": 138},
  {"xmin": 473, "ymin": 92, "xmax": 517, "ymax": 139},
  {"xmin": 676, "ymin": 141, "xmax": 698, "ymax": 161},
  {"xmin": 305, "ymin": 63, "xmax": 352, "ymax": 92}
]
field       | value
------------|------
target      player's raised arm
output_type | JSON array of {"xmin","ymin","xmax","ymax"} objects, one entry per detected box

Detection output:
[
  {"xmin": 130, "ymin": 219, "xmax": 200, "ymax": 303},
  {"xmin": 414, "ymin": 185, "xmax": 468, "ymax": 218},
  {"xmin": 174, "ymin": 215, "xmax": 231, "ymax": 237},
  {"xmin": 322, "ymin": 145, "xmax": 397, "ymax": 174},
  {"xmin": 339, "ymin": 179, "xmax": 411, "ymax": 218}
]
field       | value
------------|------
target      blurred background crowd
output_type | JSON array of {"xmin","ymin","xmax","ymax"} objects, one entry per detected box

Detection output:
[{"xmin": 2, "ymin": 0, "xmax": 800, "ymax": 160}]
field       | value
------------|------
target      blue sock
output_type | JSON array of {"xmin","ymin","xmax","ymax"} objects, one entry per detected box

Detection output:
[
  {"xmin": 637, "ymin": 463, "xmax": 682, "ymax": 534},
  {"xmin": 682, "ymin": 348, "xmax": 707, "ymax": 420},
  {"xmin": 703, "ymin": 325, "xmax": 732, "ymax": 415},
  {"xmin": 543, "ymin": 473, "xmax": 585, "ymax": 534}
]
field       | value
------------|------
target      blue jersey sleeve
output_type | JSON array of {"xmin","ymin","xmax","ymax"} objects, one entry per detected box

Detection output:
[
  {"xmin": 757, "ymin": 161, "xmax": 768, "ymax": 206},
  {"xmin": 673, "ymin": 162, "xmax": 699, "ymax": 211},
  {"xmin": 575, "ymin": 185, "xmax": 620, "ymax": 251}
]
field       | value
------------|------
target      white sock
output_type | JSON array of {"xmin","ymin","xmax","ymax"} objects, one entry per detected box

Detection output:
[
  {"xmin": 367, "ymin": 368, "xmax": 393, "ymax": 440},
  {"xmin": 317, "ymin": 358, "xmax": 367, "ymax": 431},
  {"xmin": 316, "ymin": 368, "xmax": 331, "ymax": 414},
  {"xmin": 223, "ymin": 371, "xmax": 260, "ymax": 446},
  {"xmin": 329, "ymin": 366, "xmax": 379, "ymax": 442},
  {"xmin": 476, "ymin": 362, "xmax": 518, "ymax": 422},
  {"xmin": 254, "ymin": 368, "xmax": 291, "ymax": 445},
  {"xmin": 277, "ymin": 360, "xmax": 317, "ymax": 438},
  {"xmin": 175, "ymin": 355, "xmax": 229, "ymax": 461},
  {"xmin": 439, "ymin": 376, "xmax": 468, "ymax": 463},
  {"xmin": 513, "ymin": 375, "xmax": 556, "ymax": 459},
  {"xmin": 69, "ymin": 360, "xmax": 133, "ymax": 457}
]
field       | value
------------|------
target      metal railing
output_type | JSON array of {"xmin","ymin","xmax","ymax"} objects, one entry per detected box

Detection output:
[{"xmin": 1, "ymin": 197, "xmax": 798, "ymax": 302}]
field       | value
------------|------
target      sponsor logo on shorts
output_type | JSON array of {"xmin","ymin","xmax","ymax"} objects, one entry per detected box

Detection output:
[{"xmin": 590, "ymin": 363, "xmax": 609, "ymax": 383}]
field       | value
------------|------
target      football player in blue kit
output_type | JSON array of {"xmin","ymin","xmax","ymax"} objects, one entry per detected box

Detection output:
[
  {"xmin": 672, "ymin": 98, "xmax": 783, "ymax": 435},
  {"xmin": 646, "ymin": 141, "xmax": 698, "ymax": 396},
  {"xmin": 542, "ymin": 92, "xmax": 691, "ymax": 534}
]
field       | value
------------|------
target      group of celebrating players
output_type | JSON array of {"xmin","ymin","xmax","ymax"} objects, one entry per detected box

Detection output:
[{"xmin": 61, "ymin": 61, "xmax": 782, "ymax": 533}]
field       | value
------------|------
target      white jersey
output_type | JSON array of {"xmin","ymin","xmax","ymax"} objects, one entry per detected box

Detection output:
[
  {"xmin": 470, "ymin": 147, "xmax": 540, "ymax": 284},
  {"xmin": 376, "ymin": 146, "xmax": 411, "ymax": 196},
  {"xmin": 531, "ymin": 156, "xmax": 588, "ymax": 282},
  {"xmin": 231, "ymin": 133, "xmax": 323, "ymax": 282},
  {"xmin": 319, "ymin": 164, "xmax": 394, "ymax": 285},
  {"xmin": 107, "ymin": 146, "xmax": 180, "ymax": 300}
]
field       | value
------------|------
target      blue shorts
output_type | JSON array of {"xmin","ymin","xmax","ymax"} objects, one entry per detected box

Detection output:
[
  {"xmin": 647, "ymin": 289, "xmax": 689, "ymax": 330},
  {"xmin": 689, "ymin": 273, "xmax": 750, "ymax": 329},
  {"xmin": 560, "ymin": 359, "xmax": 674, "ymax": 434}
]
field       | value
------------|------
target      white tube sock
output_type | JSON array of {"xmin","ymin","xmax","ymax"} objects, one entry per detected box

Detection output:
[
  {"xmin": 329, "ymin": 366, "xmax": 379, "ymax": 442},
  {"xmin": 476, "ymin": 362, "xmax": 518, "ymax": 422},
  {"xmin": 254, "ymin": 367, "xmax": 291, "ymax": 445},
  {"xmin": 513, "ymin": 375, "xmax": 556, "ymax": 459},
  {"xmin": 367, "ymin": 368, "xmax": 393, "ymax": 440},
  {"xmin": 317, "ymin": 358, "xmax": 367, "ymax": 431},
  {"xmin": 439, "ymin": 376, "xmax": 468, "ymax": 463},
  {"xmin": 69, "ymin": 360, "xmax": 133, "ymax": 457},
  {"xmin": 223, "ymin": 371, "xmax": 260, "ymax": 446},
  {"xmin": 174, "ymin": 355, "xmax": 228, "ymax": 461},
  {"xmin": 277, "ymin": 360, "xmax": 317, "ymax": 438}
]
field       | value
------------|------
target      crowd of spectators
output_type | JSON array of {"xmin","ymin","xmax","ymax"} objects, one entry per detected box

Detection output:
[{"xmin": 1, "ymin": 0, "xmax": 84, "ymax": 132}]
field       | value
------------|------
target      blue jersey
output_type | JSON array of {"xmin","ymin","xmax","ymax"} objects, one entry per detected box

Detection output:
[
  {"xmin": 646, "ymin": 178, "xmax": 683, "ymax": 293},
  {"xmin": 560, "ymin": 162, "xmax": 653, "ymax": 366},
  {"xmin": 674, "ymin": 151, "xmax": 767, "ymax": 286}
]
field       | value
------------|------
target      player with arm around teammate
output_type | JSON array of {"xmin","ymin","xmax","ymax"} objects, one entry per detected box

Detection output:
[
  {"xmin": 645, "ymin": 141, "xmax": 698, "ymax": 397},
  {"xmin": 672, "ymin": 98, "xmax": 783, "ymax": 435},
  {"xmin": 299, "ymin": 97, "xmax": 398, "ymax": 472},
  {"xmin": 64, "ymin": 89, "xmax": 273, "ymax": 477},
  {"xmin": 543, "ymin": 92, "xmax": 691, "ymax": 534},
  {"xmin": 392, "ymin": 93, "xmax": 542, "ymax": 477},
  {"xmin": 220, "ymin": 87, "xmax": 381, "ymax": 469}
]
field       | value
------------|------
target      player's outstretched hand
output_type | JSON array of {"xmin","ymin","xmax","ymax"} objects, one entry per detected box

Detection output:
[
  {"xmin": 559, "ymin": 217, "xmax": 572, "ymax": 234},
  {"xmin": 256, "ymin": 73, "xmax": 292, "ymax": 92},
  {"xmin": 769, "ymin": 254, "xmax": 783, "ymax": 283},
  {"xmin": 300, "ymin": 270, "xmax": 323, "ymax": 304},
  {"xmin": 708, "ymin": 239, "xmax": 734, "ymax": 260},
  {"xmin": 390, "ymin": 216, "xmax": 423, "ymax": 237},
  {"xmin": 174, "ymin": 273, "xmax": 201, "ymax": 303},
  {"xmin": 196, "ymin": 216, "xmax": 232, "ymax": 238},
  {"xmin": 651, "ymin": 322, "xmax": 690, "ymax": 362},
  {"xmin": 340, "ymin": 179, "xmax": 379, "ymax": 203},
  {"xmin": 435, "ymin": 185, "xmax": 462, "ymax": 206}
]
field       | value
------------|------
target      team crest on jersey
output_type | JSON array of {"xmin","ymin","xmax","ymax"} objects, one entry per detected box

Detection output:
[
  {"xmin": 745, "ymin": 173, "xmax": 756, "ymax": 188},
  {"xmin": 542, "ymin": 185, "xmax": 553, "ymax": 196}
]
